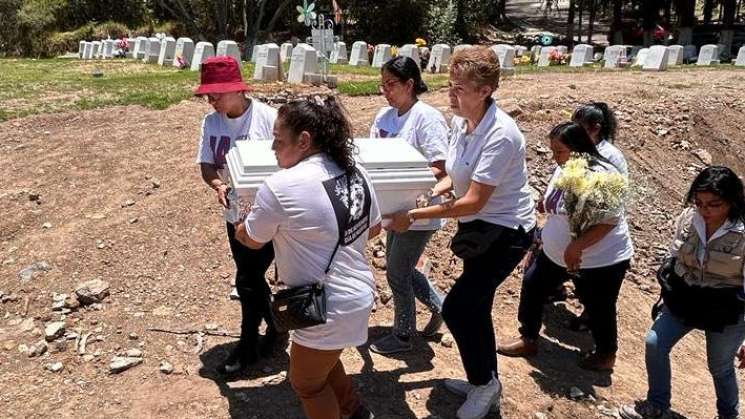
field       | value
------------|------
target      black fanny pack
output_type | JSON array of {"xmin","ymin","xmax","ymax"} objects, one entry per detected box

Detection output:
[{"xmin": 654, "ymin": 257, "xmax": 744, "ymax": 332}]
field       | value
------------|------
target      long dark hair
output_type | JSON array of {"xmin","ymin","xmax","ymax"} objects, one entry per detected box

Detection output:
[
  {"xmin": 572, "ymin": 102, "xmax": 618, "ymax": 143},
  {"xmin": 382, "ymin": 56, "xmax": 428, "ymax": 96},
  {"xmin": 686, "ymin": 166, "xmax": 745, "ymax": 223},
  {"xmin": 277, "ymin": 96, "xmax": 356, "ymax": 173},
  {"xmin": 549, "ymin": 121, "xmax": 610, "ymax": 165}
]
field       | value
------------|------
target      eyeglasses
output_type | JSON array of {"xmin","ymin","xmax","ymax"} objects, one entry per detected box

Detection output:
[
  {"xmin": 378, "ymin": 79, "xmax": 401, "ymax": 93},
  {"xmin": 693, "ymin": 200, "xmax": 727, "ymax": 211}
]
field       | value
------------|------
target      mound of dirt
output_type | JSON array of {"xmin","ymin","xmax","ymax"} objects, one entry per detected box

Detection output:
[{"xmin": 1, "ymin": 68, "xmax": 745, "ymax": 418}]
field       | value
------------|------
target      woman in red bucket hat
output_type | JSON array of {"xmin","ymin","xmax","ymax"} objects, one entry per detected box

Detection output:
[{"xmin": 194, "ymin": 55, "xmax": 285, "ymax": 374}]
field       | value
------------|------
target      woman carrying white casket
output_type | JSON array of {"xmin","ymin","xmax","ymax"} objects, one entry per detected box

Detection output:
[{"xmin": 368, "ymin": 56, "xmax": 449, "ymax": 355}]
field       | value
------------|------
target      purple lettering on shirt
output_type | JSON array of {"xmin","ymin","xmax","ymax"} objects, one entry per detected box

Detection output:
[
  {"xmin": 545, "ymin": 188, "xmax": 563, "ymax": 214},
  {"xmin": 209, "ymin": 135, "xmax": 231, "ymax": 168}
]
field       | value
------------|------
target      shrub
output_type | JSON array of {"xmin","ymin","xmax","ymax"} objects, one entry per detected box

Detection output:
[
  {"xmin": 93, "ymin": 21, "xmax": 130, "ymax": 40},
  {"xmin": 423, "ymin": 0, "xmax": 462, "ymax": 45},
  {"xmin": 48, "ymin": 24, "xmax": 95, "ymax": 55}
]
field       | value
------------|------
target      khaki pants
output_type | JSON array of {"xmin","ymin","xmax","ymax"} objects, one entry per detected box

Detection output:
[{"xmin": 289, "ymin": 342, "xmax": 360, "ymax": 419}]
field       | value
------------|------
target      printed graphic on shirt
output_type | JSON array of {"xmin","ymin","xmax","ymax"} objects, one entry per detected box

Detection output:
[
  {"xmin": 323, "ymin": 168, "xmax": 372, "ymax": 245},
  {"xmin": 209, "ymin": 134, "xmax": 248, "ymax": 169},
  {"xmin": 545, "ymin": 188, "xmax": 563, "ymax": 215}
]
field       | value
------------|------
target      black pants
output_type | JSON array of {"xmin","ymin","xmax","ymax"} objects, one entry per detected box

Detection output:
[
  {"xmin": 442, "ymin": 222, "xmax": 533, "ymax": 386},
  {"xmin": 517, "ymin": 251, "xmax": 630, "ymax": 354},
  {"xmin": 226, "ymin": 222, "xmax": 275, "ymax": 354}
]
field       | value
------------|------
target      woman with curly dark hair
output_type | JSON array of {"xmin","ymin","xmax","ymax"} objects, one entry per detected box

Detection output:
[
  {"xmin": 621, "ymin": 166, "xmax": 745, "ymax": 419},
  {"xmin": 235, "ymin": 97, "xmax": 381, "ymax": 419}
]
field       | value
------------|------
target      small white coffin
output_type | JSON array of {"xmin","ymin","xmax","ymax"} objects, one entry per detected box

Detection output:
[{"xmin": 227, "ymin": 138, "xmax": 437, "ymax": 217}]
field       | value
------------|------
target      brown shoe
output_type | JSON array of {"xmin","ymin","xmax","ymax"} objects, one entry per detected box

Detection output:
[
  {"xmin": 497, "ymin": 336, "xmax": 538, "ymax": 358},
  {"xmin": 578, "ymin": 351, "xmax": 616, "ymax": 371}
]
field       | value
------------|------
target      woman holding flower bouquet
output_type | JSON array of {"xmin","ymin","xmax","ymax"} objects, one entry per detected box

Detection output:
[
  {"xmin": 498, "ymin": 122, "xmax": 633, "ymax": 372},
  {"xmin": 388, "ymin": 46, "xmax": 536, "ymax": 419}
]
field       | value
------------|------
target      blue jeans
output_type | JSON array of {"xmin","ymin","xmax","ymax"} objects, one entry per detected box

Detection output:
[
  {"xmin": 646, "ymin": 307, "xmax": 745, "ymax": 418},
  {"xmin": 386, "ymin": 230, "xmax": 444, "ymax": 337}
]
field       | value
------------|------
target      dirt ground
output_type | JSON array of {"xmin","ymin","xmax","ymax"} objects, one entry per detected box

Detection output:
[{"xmin": 1, "ymin": 67, "xmax": 745, "ymax": 419}]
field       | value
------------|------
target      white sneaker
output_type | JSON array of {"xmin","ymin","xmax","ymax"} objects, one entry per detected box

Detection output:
[
  {"xmin": 229, "ymin": 287, "xmax": 240, "ymax": 300},
  {"xmin": 456, "ymin": 376, "xmax": 502, "ymax": 419}
]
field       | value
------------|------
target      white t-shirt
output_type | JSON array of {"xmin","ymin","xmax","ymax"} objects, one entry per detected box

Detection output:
[
  {"xmin": 597, "ymin": 140, "xmax": 629, "ymax": 176},
  {"xmin": 195, "ymin": 99, "xmax": 277, "ymax": 222},
  {"xmin": 195, "ymin": 99, "xmax": 277, "ymax": 182},
  {"xmin": 541, "ymin": 161, "xmax": 634, "ymax": 269},
  {"xmin": 244, "ymin": 154, "xmax": 382, "ymax": 351},
  {"xmin": 370, "ymin": 100, "xmax": 448, "ymax": 231},
  {"xmin": 445, "ymin": 100, "xmax": 536, "ymax": 231}
]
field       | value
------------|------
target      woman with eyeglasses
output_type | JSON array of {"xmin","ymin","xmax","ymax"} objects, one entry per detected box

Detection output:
[
  {"xmin": 387, "ymin": 46, "xmax": 535, "ymax": 419},
  {"xmin": 621, "ymin": 166, "xmax": 745, "ymax": 419},
  {"xmin": 368, "ymin": 56, "xmax": 449, "ymax": 355},
  {"xmin": 194, "ymin": 56, "xmax": 282, "ymax": 374}
]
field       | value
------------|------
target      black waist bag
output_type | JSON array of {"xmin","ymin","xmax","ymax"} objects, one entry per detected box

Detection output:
[
  {"xmin": 270, "ymin": 283, "xmax": 327, "ymax": 333},
  {"xmin": 450, "ymin": 219, "xmax": 507, "ymax": 259},
  {"xmin": 655, "ymin": 257, "xmax": 744, "ymax": 332}
]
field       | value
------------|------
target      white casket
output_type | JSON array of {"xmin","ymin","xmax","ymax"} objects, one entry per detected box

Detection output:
[{"xmin": 226, "ymin": 138, "xmax": 437, "ymax": 219}]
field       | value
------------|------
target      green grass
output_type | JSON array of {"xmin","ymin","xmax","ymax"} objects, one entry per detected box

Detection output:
[
  {"xmin": 0, "ymin": 58, "xmax": 257, "ymax": 122},
  {"xmin": 338, "ymin": 74, "xmax": 449, "ymax": 96}
]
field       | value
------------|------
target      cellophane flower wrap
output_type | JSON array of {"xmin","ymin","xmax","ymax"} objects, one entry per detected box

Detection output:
[{"xmin": 554, "ymin": 154, "xmax": 630, "ymax": 238}]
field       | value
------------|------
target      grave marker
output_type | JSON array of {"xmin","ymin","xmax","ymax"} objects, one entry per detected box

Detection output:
[
  {"xmin": 603, "ymin": 45, "xmax": 627, "ymax": 69},
  {"xmin": 642, "ymin": 45, "xmax": 669, "ymax": 71},
  {"xmin": 537, "ymin": 46, "xmax": 557, "ymax": 67},
  {"xmin": 349, "ymin": 41, "xmax": 369, "ymax": 66},
  {"xmin": 399, "ymin": 44, "xmax": 421, "ymax": 68},
  {"xmin": 666, "ymin": 45, "xmax": 684, "ymax": 65},
  {"xmin": 251, "ymin": 44, "xmax": 261, "ymax": 63},
  {"xmin": 696, "ymin": 44, "xmax": 720, "ymax": 66},
  {"xmin": 515, "ymin": 45, "xmax": 528, "ymax": 57},
  {"xmin": 91, "ymin": 41, "xmax": 101, "ymax": 59},
  {"xmin": 217, "ymin": 40, "xmax": 242, "ymax": 64},
  {"xmin": 78, "ymin": 41, "xmax": 86, "ymax": 58},
  {"xmin": 426, "ymin": 44, "xmax": 451, "ymax": 73},
  {"xmin": 330, "ymin": 42, "xmax": 348, "ymax": 64},
  {"xmin": 253, "ymin": 43, "xmax": 281, "ymax": 82},
  {"xmin": 280, "ymin": 43, "xmax": 294, "ymax": 63},
  {"xmin": 453, "ymin": 44, "xmax": 472, "ymax": 55},
  {"xmin": 683, "ymin": 45, "xmax": 698, "ymax": 63},
  {"xmin": 631, "ymin": 48, "xmax": 650, "ymax": 67},
  {"xmin": 490, "ymin": 44, "xmax": 515, "ymax": 74},
  {"xmin": 569, "ymin": 44, "xmax": 593, "ymax": 67},
  {"xmin": 82, "ymin": 42, "xmax": 93, "ymax": 60},
  {"xmin": 157, "ymin": 37, "xmax": 176, "ymax": 66},
  {"xmin": 372, "ymin": 44, "xmax": 392, "ymax": 68},
  {"xmin": 143, "ymin": 38, "xmax": 161, "ymax": 64},
  {"xmin": 173, "ymin": 38, "xmax": 195, "ymax": 67},
  {"xmin": 736, "ymin": 46, "xmax": 745, "ymax": 67},
  {"xmin": 190, "ymin": 42, "xmax": 215, "ymax": 71},
  {"xmin": 288, "ymin": 44, "xmax": 319, "ymax": 84}
]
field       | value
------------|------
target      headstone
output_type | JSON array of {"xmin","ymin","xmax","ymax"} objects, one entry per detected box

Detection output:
[
  {"xmin": 537, "ymin": 46, "xmax": 557, "ymax": 67},
  {"xmin": 173, "ymin": 37, "xmax": 195, "ymax": 68},
  {"xmin": 82, "ymin": 42, "xmax": 93, "ymax": 60},
  {"xmin": 253, "ymin": 43, "xmax": 281, "ymax": 82},
  {"xmin": 372, "ymin": 44, "xmax": 392, "ymax": 68},
  {"xmin": 398, "ymin": 44, "xmax": 421, "ymax": 68},
  {"xmin": 530, "ymin": 45, "xmax": 542, "ymax": 61},
  {"xmin": 311, "ymin": 28, "xmax": 335, "ymax": 57},
  {"xmin": 143, "ymin": 38, "xmax": 161, "ymax": 64},
  {"xmin": 288, "ymin": 44, "xmax": 319, "ymax": 84},
  {"xmin": 453, "ymin": 44, "xmax": 472, "ymax": 55},
  {"xmin": 603, "ymin": 45, "xmax": 627, "ymax": 69},
  {"xmin": 490, "ymin": 44, "xmax": 515, "ymax": 74},
  {"xmin": 91, "ymin": 41, "xmax": 101, "ymax": 59},
  {"xmin": 736, "ymin": 46, "xmax": 745, "ymax": 67},
  {"xmin": 157, "ymin": 37, "xmax": 176, "ymax": 66},
  {"xmin": 631, "ymin": 48, "xmax": 650, "ymax": 67},
  {"xmin": 133, "ymin": 37, "xmax": 148, "ymax": 59},
  {"xmin": 217, "ymin": 40, "xmax": 242, "ymax": 64},
  {"xmin": 330, "ymin": 42, "xmax": 348, "ymax": 64},
  {"xmin": 102, "ymin": 40, "xmax": 115, "ymax": 59},
  {"xmin": 666, "ymin": 45, "xmax": 684, "ymax": 65},
  {"xmin": 515, "ymin": 45, "xmax": 528, "ymax": 57},
  {"xmin": 280, "ymin": 42, "xmax": 293, "ymax": 63},
  {"xmin": 683, "ymin": 45, "xmax": 698, "ymax": 63},
  {"xmin": 124, "ymin": 38, "xmax": 136, "ymax": 58},
  {"xmin": 78, "ymin": 41, "xmax": 86, "ymax": 59},
  {"xmin": 426, "ymin": 44, "xmax": 451, "ymax": 73},
  {"xmin": 349, "ymin": 41, "xmax": 369, "ymax": 66},
  {"xmin": 569, "ymin": 44, "xmax": 593, "ymax": 67},
  {"xmin": 642, "ymin": 45, "xmax": 669, "ymax": 71},
  {"xmin": 251, "ymin": 44, "xmax": 261, "ymax": 63},
  {"xmin": 556, "ymin": 45, "xmax": 569, "ymax": 55},
  {"xmin": 696, "ymin": 44, "xmax": 720, "ymax": 66},
  {"xmin": 190, "ymin": 41, "xmax": 215, "ymax": 71}
]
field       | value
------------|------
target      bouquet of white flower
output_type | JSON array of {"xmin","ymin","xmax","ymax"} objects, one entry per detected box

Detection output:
[{"xmin": 554, "ymin": 155, "xmax": 630, "ymax": 238}]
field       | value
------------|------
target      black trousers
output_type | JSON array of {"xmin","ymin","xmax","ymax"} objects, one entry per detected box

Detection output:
[
  {"xmin": 517, "ymin": 250, "xmax": 630, "ymax": 354},
  {"xmin": 226, "ymin": 222, "xmax": 275, "ymax": 353},
  {"xmin": 442, "ymin": 222, "xmax": 533, "ymax": 385}
]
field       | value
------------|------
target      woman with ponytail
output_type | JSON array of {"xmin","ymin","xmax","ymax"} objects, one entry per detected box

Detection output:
[
  {"xmin": 235, "ymin": 97, "xmax": 381, "ymax": 419},
  {"xmin": 369, "ymin": 56, "xmax": 449, "ymax": 355},
  {"xmin": 572, "ymin": 102, "xmax": 628, "ymax": 175}
]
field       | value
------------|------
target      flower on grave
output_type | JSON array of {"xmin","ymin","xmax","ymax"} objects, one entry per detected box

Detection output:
[
  {"xmin": 518, "ymin": 55, "xmax": 532, "ymax": 65},
  {"xmin": 554, "ymin": 154, "xmax": 630, "ymax": 238},
  {"xmin": 549, "ymin": 49, "xmax": 567, "ymax": 65},
  {"xmin": 296, "ymin": 0, "xmax": 317, "ymax": 27},
  {"xmin": 391, "ymin": 46, "xmax": 399, "ymax": 57},
  {"xmin": 415, "ymin": 38, "xmax": 427, "ymax": 47}
]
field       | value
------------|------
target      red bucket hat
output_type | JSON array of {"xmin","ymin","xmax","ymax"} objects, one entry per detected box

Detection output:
[{"xmin": 194, "ymin": 56, "xmax": 251, "ymax": 95}]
